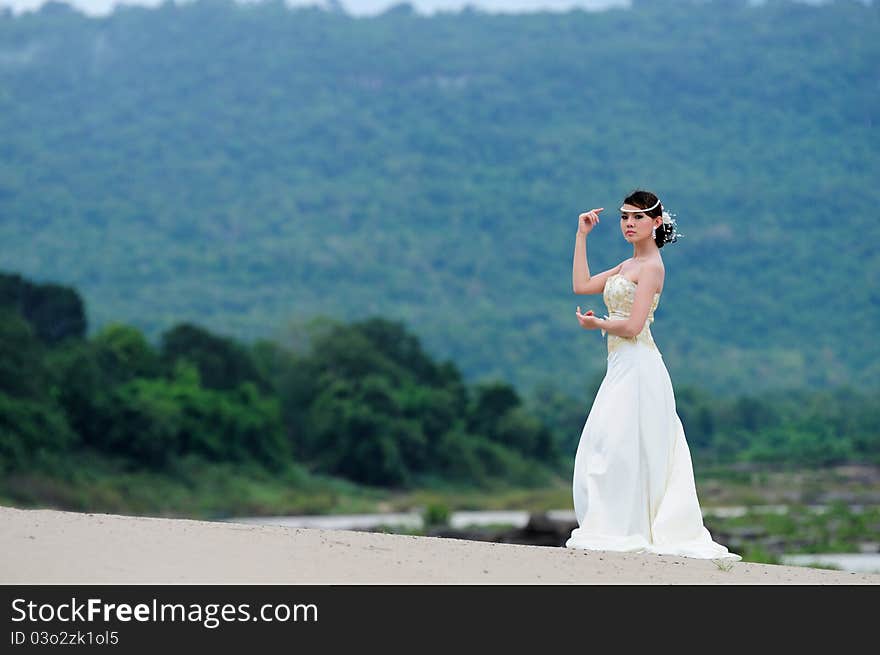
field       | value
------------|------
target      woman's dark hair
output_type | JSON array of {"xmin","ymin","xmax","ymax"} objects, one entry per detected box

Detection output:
[{"xmin": 623, "ymin": 189, "xmax": 673, "ymax": 248}]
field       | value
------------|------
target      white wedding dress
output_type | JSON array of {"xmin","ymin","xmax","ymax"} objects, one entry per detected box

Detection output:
[{"xmin": 566, "ymin": 273, "xmax": 740, "ymax": 560}]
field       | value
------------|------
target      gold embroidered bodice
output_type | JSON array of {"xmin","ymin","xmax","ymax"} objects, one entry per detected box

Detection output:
[{"xmin": 601, "ymin": 273, "xmax": 661, "ymax": 355}]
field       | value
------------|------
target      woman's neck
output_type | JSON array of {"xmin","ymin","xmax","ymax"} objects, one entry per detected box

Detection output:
[{"xmin": 632, "ymin": 241, "xmax": 659, "ymax": 261}]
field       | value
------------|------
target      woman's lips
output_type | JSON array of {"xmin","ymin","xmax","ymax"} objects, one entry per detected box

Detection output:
[{"xmin": 625, "ymin": 231, "xmax": 635, "ymax": 235}]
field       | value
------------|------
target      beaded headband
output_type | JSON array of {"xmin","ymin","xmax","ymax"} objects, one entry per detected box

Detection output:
[{"xmin": 619, "ymin": 198, "xmax": 661, "ymax": 213}]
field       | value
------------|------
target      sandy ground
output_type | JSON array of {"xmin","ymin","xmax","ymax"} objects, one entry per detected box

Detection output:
[{"xmin": 2, "ymin": 505, "xmax": 878, "ymax": 584}]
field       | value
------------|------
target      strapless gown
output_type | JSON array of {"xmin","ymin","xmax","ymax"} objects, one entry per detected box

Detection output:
[{"xmin": 565, "ymin": 273, "xmax": 740, "ymax": 560}]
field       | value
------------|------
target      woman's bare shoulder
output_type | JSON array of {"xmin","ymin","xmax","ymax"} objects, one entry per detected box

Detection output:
[
  {"xmin": 635, "ymin": 259, "xmax": 665, "ymax": 294},
  {"xmin": 631, "ymin": 257, "xmax": 663, "ymax": 274}
]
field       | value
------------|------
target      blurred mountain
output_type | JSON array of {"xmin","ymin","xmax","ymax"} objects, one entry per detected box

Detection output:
[{"xmin": 0, "ymin": 0, "xmax": 877, "ymax": 396}]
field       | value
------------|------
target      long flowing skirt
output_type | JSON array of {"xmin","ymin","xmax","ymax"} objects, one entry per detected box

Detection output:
[{"xmin": 565, "ymin": 341, "xmax": 740, "ymax": 560}]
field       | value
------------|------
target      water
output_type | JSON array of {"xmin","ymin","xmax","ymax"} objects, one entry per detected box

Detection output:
[
  {"xmin": 226, "ymin": 507, "xmax": 880, "ymax": 574},
  {"xmin": 227, "ymin": 511, "xmax": 424, "ymax": 530},
  {"xmin": 225, "ymin": 509, "xmax": 541, "ymax": 530},
  {"xmin": 225, "ymin": 504, "xmax": 865, "ymax": 530},
  {"xmin": 781, "ymin": 554, "xmax": 880, "ymax": 574}
]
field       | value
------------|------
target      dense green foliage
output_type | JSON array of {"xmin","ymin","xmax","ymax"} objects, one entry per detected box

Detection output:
[
  {"xmin": 0, "ymin": 271, "xmax": 877, "ymax": 497},
  {"xmin": 0, "ymin": 273, "xmax": 86, "ymax": 345},
  {"xmin": 0, "ymin": 0, "xmax": 876, "ymax": 396},
  {"xmin": 0, "ymin": 271, "xmax": 563, "ymax": 487}
]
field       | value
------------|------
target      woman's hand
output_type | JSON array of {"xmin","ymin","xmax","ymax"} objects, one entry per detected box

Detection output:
[
  {"xmin": 578, "ymin": 208, "xmax": 604, "ymax": 235},
  {"xmin": 576, "ymin": 306, "xmax": 602, "ymax": 330}
]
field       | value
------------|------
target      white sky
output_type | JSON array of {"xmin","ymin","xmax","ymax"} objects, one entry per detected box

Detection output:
[
  {"xmin": 0, "ymin": 0, "xmax": 635, "ymax": 18},
  {"xmin": 0, "ymin": 0, "xmax": 859, "ymax": 19}
]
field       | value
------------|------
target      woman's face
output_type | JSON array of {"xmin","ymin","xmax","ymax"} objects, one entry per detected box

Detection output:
[{"xmin": 620, "ymin": 204, "xmax": 660, "ymax": 243}]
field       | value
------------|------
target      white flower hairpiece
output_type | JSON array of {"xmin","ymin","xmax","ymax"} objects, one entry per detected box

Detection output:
[{"xmin": 660, "ymin": 209, "xmax": 684, "ymax": 244}]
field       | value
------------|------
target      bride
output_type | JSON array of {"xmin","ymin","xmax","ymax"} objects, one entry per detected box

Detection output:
[{"xmin": 566, "ymin": 189, "xmax": 740, "ymax": 560}]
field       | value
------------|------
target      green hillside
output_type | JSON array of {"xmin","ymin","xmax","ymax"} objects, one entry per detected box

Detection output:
[
  {"xmin": 0, "ymin": 0, "xmax": 877, "ymax": 396},
  {"xmin": 2, "ymin": 269, "xmax": 877, "ymax": 517}
]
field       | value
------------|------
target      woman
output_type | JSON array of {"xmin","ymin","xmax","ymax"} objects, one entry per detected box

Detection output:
[{"xmin": 566, "ymin": 189, "xmax": 740, "ymax": 560}]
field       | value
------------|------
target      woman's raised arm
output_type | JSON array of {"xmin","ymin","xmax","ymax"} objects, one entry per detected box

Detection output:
[{"xmin": 573, "ymin": 208, "xmax": 621, "ymax": 294}]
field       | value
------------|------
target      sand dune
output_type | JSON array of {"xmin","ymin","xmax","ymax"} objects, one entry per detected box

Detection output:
[{"xmin": 2, "ymin": 505, "xmax": 878, "ymax": 584}]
